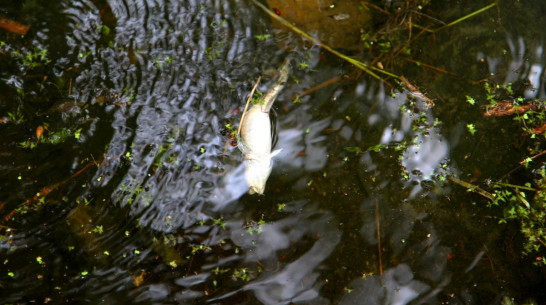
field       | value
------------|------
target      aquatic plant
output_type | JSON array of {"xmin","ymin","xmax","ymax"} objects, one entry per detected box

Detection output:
[{"xmin": 463, "ymin": 80, "xmax": 546, "ymax": 266}]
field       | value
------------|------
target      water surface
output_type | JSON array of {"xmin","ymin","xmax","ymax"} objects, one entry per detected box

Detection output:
[{"xmin": 1, "ymin": 0, "xmax": 545, "ymax": 304}]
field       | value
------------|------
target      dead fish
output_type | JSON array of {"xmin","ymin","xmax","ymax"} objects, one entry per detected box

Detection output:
[{"xmin": 239, "ymin": 59, "xmax": 290, "ymax": 194}]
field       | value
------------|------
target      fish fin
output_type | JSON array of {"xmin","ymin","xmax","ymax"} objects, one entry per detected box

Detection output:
[{"xmin": 271, "ymin": 149, "xmax": 282, "ymax": 158}]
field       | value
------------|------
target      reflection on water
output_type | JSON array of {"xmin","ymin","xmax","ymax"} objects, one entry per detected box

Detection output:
[
  {"xmin": 239, "ymin": 208, "xmax": 341, "ymax": 304},
  {"xmin": 342, "ymin": 264, "xmax": 433, "ymax": 305},
  {"xmin": 1, "ymin": 0, "xmax": 546, "ymax": 303}
]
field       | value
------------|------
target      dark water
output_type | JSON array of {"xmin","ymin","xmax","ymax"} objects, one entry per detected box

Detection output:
[{"xmin": 1, "ymin": 0, "xmax": 545, "ymax": 304}]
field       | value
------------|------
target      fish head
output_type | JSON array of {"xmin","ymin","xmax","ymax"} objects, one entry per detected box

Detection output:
[{"xmin": 244, "ymin": 157, "xmax": 272, "ymax": 195}]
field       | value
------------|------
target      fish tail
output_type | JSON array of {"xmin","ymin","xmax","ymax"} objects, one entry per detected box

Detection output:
[{"xmin": 262, "ymin": 58, "xmax": 290, "ymax": 113}]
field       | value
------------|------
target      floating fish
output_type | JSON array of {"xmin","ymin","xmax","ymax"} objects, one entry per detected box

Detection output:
[{"xmin": 239, "ymin": 59, "xmax": 290, "ymax": 194}]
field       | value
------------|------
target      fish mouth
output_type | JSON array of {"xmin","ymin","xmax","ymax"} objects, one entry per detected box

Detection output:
[{"xmin": 248, "ymin": 185, "xmax": 265, "ymax": 195}]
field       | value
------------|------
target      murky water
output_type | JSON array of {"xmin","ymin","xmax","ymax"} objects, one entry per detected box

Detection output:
[{"xmin": 1, "ymin": 0, "xmax": 545, "ymax": 304}]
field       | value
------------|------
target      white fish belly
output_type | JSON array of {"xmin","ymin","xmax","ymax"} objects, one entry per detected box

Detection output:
[
  {"xmin": 240, "ymin": 105, "xmax": 271, "ymax": 156},
  {"xmin": 240, "ymin": 105, "xmax": 273, "ymax": 194}
]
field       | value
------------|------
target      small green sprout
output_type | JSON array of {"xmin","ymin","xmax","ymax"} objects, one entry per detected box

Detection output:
[
  {"xmin": 93, "ymin": 225, "xmax": 104, "ymax": 234},
  {"xmin": 466, "ymin": 95, "xmax": 476, "ymax": 105},
  {"xmin": 214, "ymin": 218, "xmax": 226, "ymax": 229},
  {"xmin": 254, "ymin": 34, "xmax": 270, "ymax": 40},
  {"xmin": 191, "ymin": 245, "xmax": 211, "ymax": 254},
  {"xmin": 466, "ymin": 124, "xmax": 477, "ymax": 135},
  {"xmin": 367, "ymin": 144, "xmax": 386, "ymax": 152}
]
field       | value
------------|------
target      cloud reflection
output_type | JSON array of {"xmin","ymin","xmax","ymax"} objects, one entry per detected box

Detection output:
[{"xmin": 240, "ymin": 208, "xmax": 341, "ymax": 304}]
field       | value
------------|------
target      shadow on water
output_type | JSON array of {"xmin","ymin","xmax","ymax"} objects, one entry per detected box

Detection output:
[{"xmin": 1, "ymin": 0, "xmax": 546, "ymax": 304}]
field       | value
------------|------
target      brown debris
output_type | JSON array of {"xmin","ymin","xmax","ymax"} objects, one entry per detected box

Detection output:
[
  {"xmin": 483, "ymin": 101, "xmax": 536, "ymax": 117},
  {"xmin": 399, "ymin": 75, "xmax": 434, "ymax": 107},
  {"xmin": 264, "ymin": 0, "xmax": 372, "ymax": 50},
  {"xmin": 532, "ymin": 124, "xmax": 546, "ymax": 135},
  {"xmin": 0, "ymin": 17, "xmax": 29, "ymax": 35}
]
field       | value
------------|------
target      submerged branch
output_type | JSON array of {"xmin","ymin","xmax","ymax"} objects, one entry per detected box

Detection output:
[
  {"xmin": 399, "ymin": 76, "xmax": 434, "ymax": 107},
  {"xmin": 404, "ymin": 58, "xmax": 457, "ymax": 76},
  {"xmin": 410, "ymin": 2, "xmax": 497, "ymax": 33},
  {"xmin": 298, "ymin": 75, "xmax": 347, "ymax": 97},
  {"xmin": 375, "ymin": 198, "xmax": 383, "ymax": 275},
  {"xmin": 432, "ymin": 2, "xmax": 498, "ymax": 32},
  {"xmin": 448, "ymin": 176, "xmax": 495, "ymax": 201},
  {"xmin": 1, "ymin": 159, "xmax": 100, "ymax": 228},
  {"xmin": 483, "ymin": 101, "xmax": 536, "ymax": 117}
]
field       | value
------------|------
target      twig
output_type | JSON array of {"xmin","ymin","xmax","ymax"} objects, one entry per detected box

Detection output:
[
  {"xmin": 298, "ymin": 75, "xmax": 346, "ymax": 97},
  {"xmin": 448, "ymin": 176, "xmax": 495, "ymax": 201},
  {"xmin": 375, "ymin": 198, "xmax": 383, "ymax": 275},
  {"xmin": 521, "ymin": 149, "xmax": 546, "ymax": 165},
  {"xmin": 399, "ymin": 76, "xmax": 434, "ymax": 107},
  {"xmin": 1, "ymin": 160, "xmax": 100, "ymax": 227},
  {"xmin": 432, "ymin": 2, "xmax": 498, "ymax": 32},
  {"xmin": 404, "ymin": 58, "xmax": 457, "ymax": 75},
  {"xmin": 495, "ymin": 182, "xmax": 537, "ymax": 192},
  {"xmin": 237, "ymin": 76, "xmax": 261, "ymax": 135},
  {"xmin": 483, "ymin": 101, "xmax": 536, "ymax": 117},
  {"xmin": 498, "ymin": 150, "xmax": 546, "ymax": 181},
  {"xmin": 410, "ymin": 2, "xmax": 497, "ymax": 33},
  {"xmin": 360, "ymin": 1, "xmax": 390, "ymax": 15},
  {"xmin": 533, "ymin": 232, "xmax": 546, "ymax": 248}
]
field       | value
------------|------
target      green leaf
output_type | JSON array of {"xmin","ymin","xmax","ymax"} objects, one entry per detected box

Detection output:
[
  {"xmin": 254, "ymin": 34, "xmax": 271, "ymax": 40},
  {"xmin": 466, "ymin": 124, "xmax": 476, "ymax": 135},
  {"xmin": 74, "ymin": 128, "xmax": 82, "ymax": 140},
  {"xmin": 367, "ymin": 144, "xmax": 386, "ymax": 152},
  {"xmin": 345, "ymin": 146, "xmax": 362, "ymax": 153}
]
